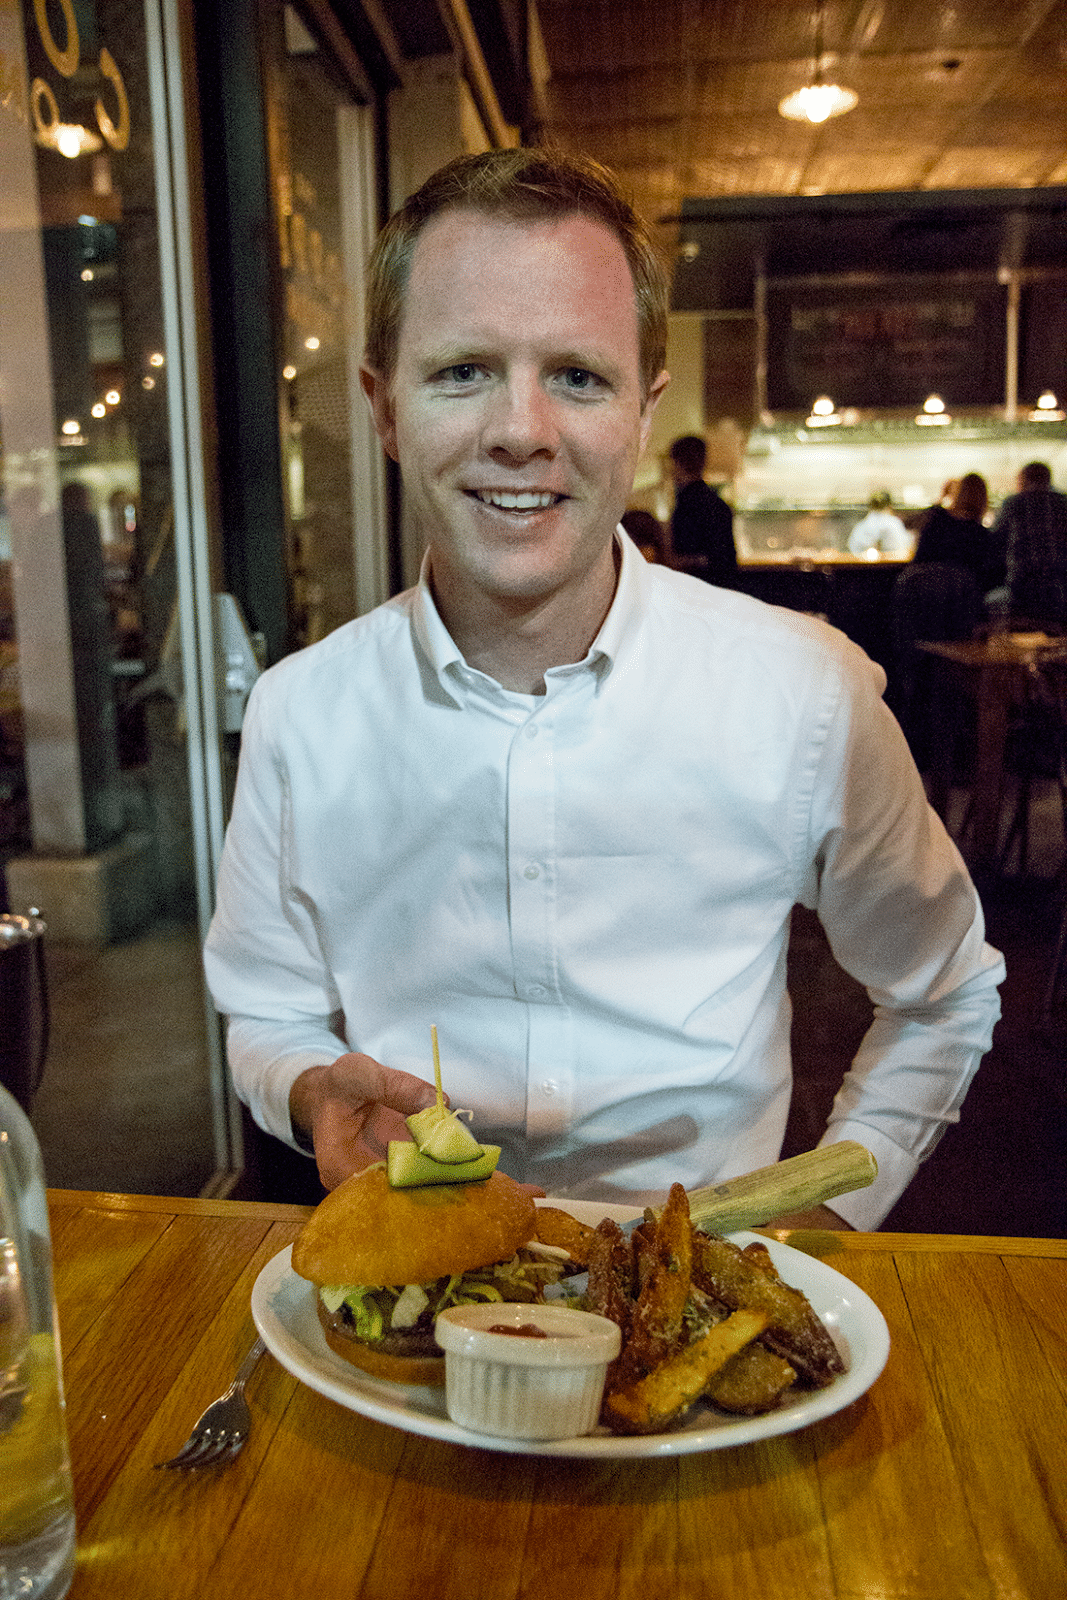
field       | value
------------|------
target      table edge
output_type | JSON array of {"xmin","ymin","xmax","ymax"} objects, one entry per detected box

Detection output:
[{"xmin": 45, "ymin": 1191, "xmax": 1066, "ymax": 1257}]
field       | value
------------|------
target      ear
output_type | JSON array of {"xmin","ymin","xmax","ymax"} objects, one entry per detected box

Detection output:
[
  {"xmin": 360, "ymin": 363, "xmax": 399, "ymax": 462},
  {"xmin": 639, "ymin": 369, "xmax": 670, "ymax": 456}
]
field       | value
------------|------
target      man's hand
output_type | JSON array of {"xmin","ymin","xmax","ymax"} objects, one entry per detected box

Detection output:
[{"xmin": 290, "ymin": 1054, "xmax": 440, "ymax": 1191}]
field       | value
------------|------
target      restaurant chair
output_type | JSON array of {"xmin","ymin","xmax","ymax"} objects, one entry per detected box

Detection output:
[
  {"xmin": 1043, "ymin": 879, "xmax": 1067, "ymax": 1024},
  {"xmin": 890, "ymin": 562, "xmax": 982, "ymax": 770},
  {"xmin": 997, "ymin": 656, "xmax": 1067, "ymax": 877}
]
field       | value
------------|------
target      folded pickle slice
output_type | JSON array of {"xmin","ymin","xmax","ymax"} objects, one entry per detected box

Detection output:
[
  {"xmin": 387, "ymin": 1141, "xmax": 500, "ymax": 1188},
  {"xmin": 406, "ymin": 1103, "xmax": 485, "ymax": 1163}
]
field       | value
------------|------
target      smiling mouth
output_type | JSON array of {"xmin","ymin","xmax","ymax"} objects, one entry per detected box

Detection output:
[{"xmin": 468, "ymin": 490, "xmax": 564, "ymax": 512}]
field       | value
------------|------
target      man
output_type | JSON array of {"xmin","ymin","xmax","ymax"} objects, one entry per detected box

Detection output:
[
  {"xmin": 847, "ymin": 492, "xmax": 911, "ymax": 559},
  {"xmin": 988, "ymin": 461, "xmax": 1067, "ymax": 624},
  {"xmin": 204, "ymin": 148, "xmax": 1003, "ymax": 1230},
  {"xmin": 667, "ymin": 435, "xmax": 738, "ymax": 586}
]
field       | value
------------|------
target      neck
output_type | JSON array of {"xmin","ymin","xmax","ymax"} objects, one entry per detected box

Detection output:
[{"xmin": 430, "ymin": 545, "xmax": 620, "ymax": 695}]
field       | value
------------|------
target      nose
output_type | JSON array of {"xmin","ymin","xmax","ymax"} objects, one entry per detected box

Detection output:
[{"xmin": 483, "ymin": 370, "xmax": 558, "ymax": 463}]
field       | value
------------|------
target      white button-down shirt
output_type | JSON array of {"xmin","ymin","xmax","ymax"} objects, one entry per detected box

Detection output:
[{"xmin": 204, "ymin": 534, "xmax": 1003, "ymax": 1227}]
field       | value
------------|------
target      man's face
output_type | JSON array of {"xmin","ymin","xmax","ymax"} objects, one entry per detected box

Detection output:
[{"xmin": 362, "ymin": 208, "xmax": 667, "ymax": 623}]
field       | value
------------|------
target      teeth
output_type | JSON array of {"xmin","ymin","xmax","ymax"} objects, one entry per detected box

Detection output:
[{"xmin": 474, "ymin": 490, "xmax": 558, "ymax": 511}]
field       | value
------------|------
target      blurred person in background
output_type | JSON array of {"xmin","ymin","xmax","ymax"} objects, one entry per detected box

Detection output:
[
  {"xmin": 848, "ymin": 492, "xmax": 912, "ymax": 558},
  {"xmin": 987, "ymin": 462, "xmax": 1067, "ymax": 626},
  {"xmin": 912, "ymin": 473, "xmax": 1001, "ymax": 594},
  {"xmin": 667, "ymin": 435, "xmax": 738, "ymax": 587}
]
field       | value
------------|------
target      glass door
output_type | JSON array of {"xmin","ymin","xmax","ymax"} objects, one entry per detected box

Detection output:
[{"xmin": 0, "ymin": 0, "xmax": 234, "ymax": 1194}]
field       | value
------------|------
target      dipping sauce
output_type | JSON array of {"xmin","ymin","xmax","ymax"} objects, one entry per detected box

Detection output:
[{"xmin": 435, "ymin": 1303, "xmax": 622, "ymax": 1440}]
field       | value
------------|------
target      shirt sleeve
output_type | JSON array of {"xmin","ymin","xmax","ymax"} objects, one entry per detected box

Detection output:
[
  {"xmin": 799, "ymin": 647, "xmax": 1004, "ymax": 1228},
  {"xmin": 203, "ymin": 674, "xmax": 350, "ymax": 1147}
]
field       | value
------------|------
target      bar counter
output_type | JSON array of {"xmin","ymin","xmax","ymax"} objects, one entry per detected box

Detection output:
[
  {"xmin": 736, "ymin": 550, "xmax": 908, "ymax": 669},
  {"xmin": 48, "ymin": 1189, "xmax": 1066, "ymax": 1599}
]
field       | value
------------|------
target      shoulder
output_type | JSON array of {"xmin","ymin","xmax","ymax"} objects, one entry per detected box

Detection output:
[
  {"xmin": 641, "ymin": 564, "xmax": 876, "ymax": 692},
  {"xmin": 247, "ymin": 592, "xmax": 415, "ymax": 719}
]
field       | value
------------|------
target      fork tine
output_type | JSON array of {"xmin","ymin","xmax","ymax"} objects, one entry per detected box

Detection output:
[
  {"xmin": 159, "ymin": 1429, "xmax": 228, "ymax": 1470},
  {"xmin": 155, "ymin": 1337, "xmax": 265, "ymax": 1469}
]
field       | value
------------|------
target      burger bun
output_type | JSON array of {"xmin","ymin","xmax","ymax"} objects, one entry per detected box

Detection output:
[{"xmin": 292, "ymin": 1163, "xmax": 537, "ymax": 1287}]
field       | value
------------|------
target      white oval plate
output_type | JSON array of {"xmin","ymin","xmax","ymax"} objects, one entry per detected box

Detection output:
[{"xmin": 251, "ymin": 1200, "xmax": 889, "ymax": 1459}]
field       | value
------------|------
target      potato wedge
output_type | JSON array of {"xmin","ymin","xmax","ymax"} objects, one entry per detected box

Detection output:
[
  {"xmin": 602, "ymin": 1307, "xmax": 770, "ymax": 1435},
  {"xmin": 532, "ymin": 1206, "xmax": 597, "ymax": 1268},
  {"xmin": 627, "ymin": 1183, "xmax": 692, "ymax": 1373},
  {"xmin": 586, "ymin": 1218, "xmax": 635, "ymax": 1338},
  {"xmin": 691, "ymin": 1231, "xmax": 844, "ymax": 1387},
  {"xmin": 705, "ymin": 1341, "xmax": 797, "ymax": 1415}
]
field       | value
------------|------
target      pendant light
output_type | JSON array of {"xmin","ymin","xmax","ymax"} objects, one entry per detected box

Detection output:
[{"xmin": 779, "ymin": 2, "xmax": 858, "ymax": 124}]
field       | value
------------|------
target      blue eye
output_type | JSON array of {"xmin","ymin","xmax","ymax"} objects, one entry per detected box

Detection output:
[{"xmin": 445, "ymin": 363, "xmax": 480, "ymax": 383}]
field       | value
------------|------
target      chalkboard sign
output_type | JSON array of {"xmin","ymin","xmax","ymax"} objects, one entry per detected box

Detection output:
[
  {"xmin": 766, "ymin": 278, "xmax": 1008, "ymax": 411},
  {"xmin": 1020, "ymin": 282, "xmax": 1067, "ymax": 402}
]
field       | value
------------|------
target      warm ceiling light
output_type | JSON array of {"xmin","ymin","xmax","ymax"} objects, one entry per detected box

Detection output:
[
  {"xmin": 148, "ymin": 352, "xmax": 165, "ymax": 367},
  {"xmin": 779, "ymin": 1, "xmax": 857, "ymax": 124},
  {"xmin": 105, "ymin": 389, "xmax": 121, "ymax": 406},
  {"xmin": 282, "ymin": 364, "xmax": 297, "ymax": 380},
  {"xmin": 779, "ymin": 83, "xmax": 858, "ymax": 124},
  {"xmin": 1029, "ymin": 390, "xmax": 1065, "ymax": 421},
  {"xmin": 61, "ymin": 419, "xmax": 81, "ymax": 435},
  {"xmin": 916, "ymin": 394, "xmax": 951, "ymax": 426},
  {"xmin": 91, "ymin": 403, "xmax": 106, "ymax": 418},
  {"xmin": 304, "ymin": 336, "xmax": 320, "ymax": 351},
  {"xmin": 805, "ymin": 394, "xmax": 842, "ymax": 426},
  {"xmin": 36, "ymin": 121, "xmax": 104, "ymax": 158}
]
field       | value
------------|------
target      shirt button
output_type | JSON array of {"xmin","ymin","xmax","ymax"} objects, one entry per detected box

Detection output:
[
  {"xmin": 541, "ymin": 1079, "xmax": 558, "ymax": 1095},
  {"xmin": 527, "ymin": 983, "xmax": 546, "ymax": 999},
  {"xmin": 525, "ymin": 724, "xmax": 539, "ymax": 739},
  {"xmin": 523, "ymin": 863, "xmax": 540, "ymax": 880}
]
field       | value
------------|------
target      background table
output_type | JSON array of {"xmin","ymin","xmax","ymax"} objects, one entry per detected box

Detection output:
[
  {"xmin": 48, "ymin": 1190, "xmax": 1066, "ymax": 1600},
  {"xmin": 918, "ymin": 634, "xmax": 1067, "ymax": 868}
]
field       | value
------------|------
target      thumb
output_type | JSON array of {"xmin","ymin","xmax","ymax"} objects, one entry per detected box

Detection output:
[{"xmin": 334, "ymin": 1052, "xmax": 440, "ymax": 1117}]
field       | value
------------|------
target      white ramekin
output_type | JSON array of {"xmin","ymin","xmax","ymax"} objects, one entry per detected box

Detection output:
[{"xmin": 435, "ymin": 1301, "xmax": 622, "ymax": 1440}]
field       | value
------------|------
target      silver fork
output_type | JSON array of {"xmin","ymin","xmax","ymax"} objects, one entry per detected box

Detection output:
[{"xmin": 155, "ymin": 1336, "xmax": 267, "ymax": 1470}]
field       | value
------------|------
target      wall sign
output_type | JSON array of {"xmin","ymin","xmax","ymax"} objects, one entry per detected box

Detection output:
[{"xmin": 766, "ymin": 278, "xmax": 1008, "ymax": 411}]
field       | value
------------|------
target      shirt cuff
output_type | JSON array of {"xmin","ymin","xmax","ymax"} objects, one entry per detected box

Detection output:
[
  {"xmin": 224, "ymin": 1017, "xmax": 350, "ymax": 1150},
  {"xmin": 815, "ymin": 1123, "xmax": 920, "ymax": 1230}
]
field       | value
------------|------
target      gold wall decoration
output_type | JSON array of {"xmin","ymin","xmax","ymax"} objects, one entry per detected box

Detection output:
[
  {"xmin": 95, "ymin": 47, "xmax": 128, "ymax": 151},
  {"xmin": 32, "ymin": 0, "xmax": 78, "ymax": 78}
]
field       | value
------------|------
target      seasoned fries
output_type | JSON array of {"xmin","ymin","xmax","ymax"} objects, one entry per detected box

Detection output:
[
  {"xmin": 602, "ymin": 1309, "xmax": 769, "ymax": 1435},
  {"xmin": 568, "ymin": 1183, "xmax": 846, "ymax": 1434},
  {"xmin": 532, "ymin": 1206, "xmax": 597, "ymax": 1268},
  {"xmin": 690, "ymin": 1232, "xmax": 844, "ymax": 1388}
]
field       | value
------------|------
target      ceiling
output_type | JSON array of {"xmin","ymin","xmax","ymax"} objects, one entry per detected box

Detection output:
[{"xmin": 532, "ymin": 0, "xmax": 1067, "ymax": 243}]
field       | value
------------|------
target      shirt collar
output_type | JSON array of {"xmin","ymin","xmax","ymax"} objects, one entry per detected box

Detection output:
[{"xmin": 411, "ymin": 529, "xmax": 649, "ymax": 699}]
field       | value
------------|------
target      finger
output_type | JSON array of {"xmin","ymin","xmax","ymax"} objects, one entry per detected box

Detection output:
[{"xmin": 330, "ymin": 1052, "xmax": 440, "ymax": 1117}]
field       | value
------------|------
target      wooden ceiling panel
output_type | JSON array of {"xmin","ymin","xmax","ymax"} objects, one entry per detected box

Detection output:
[
  {"xmin": 687, "ymin": 154, "xmax": 821, "ymax": 197},
  {"xmin": 544, "ymin": 68, "xmax": 697, "ymax": 124},
  {"xmin": 952, "ymin": 102, "xmax": 1067, "ymax": 146},
  {"xmin": 532, "ymin": 0, "xmax": 1067, "ymax": 219},
  {"xmin": 800, "ymin": 147, "xmax": 946, "ymax": 192},
  {"xmin": 922, "ymin": 147, "xmax": 1063, "ymax": 186}
]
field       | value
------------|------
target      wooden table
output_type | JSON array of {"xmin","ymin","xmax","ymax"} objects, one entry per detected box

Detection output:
[
  {"xmin": 917, "ymin": 633, "xmax": 1067, "ymax": 869},
  {"xmin": 48, "ymin": 1190, "xmax": 1066, "ymax": 1600}
]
